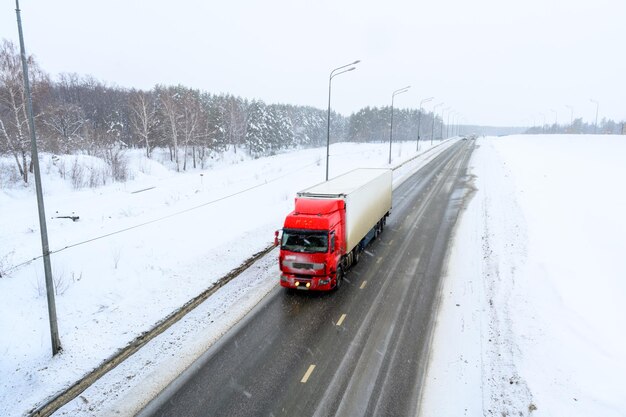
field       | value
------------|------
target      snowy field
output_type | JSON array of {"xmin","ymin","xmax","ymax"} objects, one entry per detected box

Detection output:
[
  {"xmin": 420, "ymin": 135, "xmax": 626, "ymax": 416},
  {"xmin": 6, "ymin": 134, "xmax": 623, "ymax": 417},
  {"xmin": 0, "ymin": 139, "xmax": 454, "ymax": 417}
]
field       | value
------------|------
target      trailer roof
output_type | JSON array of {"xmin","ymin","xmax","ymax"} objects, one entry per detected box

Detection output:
[{"xmin": 298, "ymin": 168, "xmax": 390, "ymax": 197}]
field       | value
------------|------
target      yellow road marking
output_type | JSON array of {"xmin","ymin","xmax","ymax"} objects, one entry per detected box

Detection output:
[
  {"xmin": 301, "ymin": 364, "xmax": 316, "ymax": 383},
  {"xmin": 336, "ymin": 313, "xmax": 347, "ymax": 326},
  {"xmin": 360, "ymin": 281, "xmax": 367, "ymax": 289}
]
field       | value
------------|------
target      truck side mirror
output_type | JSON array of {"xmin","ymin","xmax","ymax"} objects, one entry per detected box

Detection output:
[{"xmin": 274, "ymin": 230, "xmax": 280, "ymax": 247}]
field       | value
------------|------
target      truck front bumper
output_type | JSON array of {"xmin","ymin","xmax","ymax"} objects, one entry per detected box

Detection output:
[{"xmin": 280, "ymin": 274, "xmax": 333, "ymax": 291}]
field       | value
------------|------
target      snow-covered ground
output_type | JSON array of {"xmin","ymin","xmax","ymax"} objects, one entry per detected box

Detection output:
[
  {"xmin": 420, "ymin": 135, "xmax": 626, "ymax": 416},
  {"xmin": 7, "ymin": 134, "xmax": 623, "ymax": 417},
  {"xmin": 0, "ymin": 139, "xmax": 454, "ymax": 417}
]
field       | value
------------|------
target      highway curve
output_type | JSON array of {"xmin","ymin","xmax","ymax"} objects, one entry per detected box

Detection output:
[{"xmin": 137, "ymin": 139, "xmax": 475, "ymax": 417}]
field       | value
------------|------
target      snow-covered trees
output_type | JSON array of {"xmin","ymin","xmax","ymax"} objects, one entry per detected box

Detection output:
[
  {"xmin": 218, "ymin": 94, "xmax": 248, "ymax": 154},
  {"xmin": 347, "ymin": 106, "xmax": 434, "ymax": 144},
  {"xmin": 8, "ymin": 35, "xmax": 625, "ymax": 185},
  {"xmin": 524, "ymin": 117, "xmax": 624, "ymax": 135},
  {"xmin": 0, "ymin": 36, "xmax": 444, "ymax": 179}
]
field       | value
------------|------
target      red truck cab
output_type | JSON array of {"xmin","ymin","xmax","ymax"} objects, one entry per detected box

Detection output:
[{"xmin": 279, "ymin": 198, "xmax": 345, "ymax": 291}]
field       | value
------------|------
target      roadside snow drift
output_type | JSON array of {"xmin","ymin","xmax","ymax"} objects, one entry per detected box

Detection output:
[{"xmin": 421, "ymin": 134, "xmax": 626, "ymax": 417}]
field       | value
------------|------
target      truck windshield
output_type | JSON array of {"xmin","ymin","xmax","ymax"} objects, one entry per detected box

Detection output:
[{"xmin": 281, "ymin": 230, "xmax": 328, "ymax": 253}]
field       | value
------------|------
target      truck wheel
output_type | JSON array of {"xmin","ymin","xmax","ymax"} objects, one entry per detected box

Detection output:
[{"xmin": 334, "ymin": 267, "xmax": 343, "ymax": 290}]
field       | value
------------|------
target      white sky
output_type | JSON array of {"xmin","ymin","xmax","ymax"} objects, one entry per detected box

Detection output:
[{"xmin": 1, "ymin": 0, "xmax": 624, "ymax": 126}]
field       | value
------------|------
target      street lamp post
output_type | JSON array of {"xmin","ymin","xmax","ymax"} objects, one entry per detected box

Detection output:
[
  {"xmin": 590, "ymin": 99, "xmax": 599, "ymax": 134},
  {"xmin": 431, "ymin": 102, "xmax": 443, "ymax": 145},
  {"xmin": 441, "ymin": 107, "xmax": 451, "ymax": 140},
  {"xmin": 326, "ymin": 60, "xmax": 360, "ymax": 181},
  {"xmin": 416, "ymin": 97, "xmax": 433, "ymax": 151},
  {"xmin": 565, "ymin": 105, "xmax": 574, "ymax": 133},
  {"xmin": 389, "ymin": 85, "xmax": 411, "ymax": 164},
  {"xmin": 550, "ymin": 109, "xmax": 558, "ymax": 133},
  {"xmin": 451, "ymin": 112, "xmax": 459, "ymax": 137}
]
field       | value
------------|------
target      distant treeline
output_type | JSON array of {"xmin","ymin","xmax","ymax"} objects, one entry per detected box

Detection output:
[
  {"xmin": 1, "ymin": 39, "xmax": 446, "ymax": 184},
  {"xmin": 524, "ymin": 119, "xmax": 625, "ymax": 135}
]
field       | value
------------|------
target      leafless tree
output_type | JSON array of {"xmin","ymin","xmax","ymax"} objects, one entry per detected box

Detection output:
[
  {"xmin": 226, "ymin": 95, "xmax": 248, "ymax": 154},
  {"xmin": 157, "ymin": 86, "xmax": 181, "ymax": 171},
  {"xmin": 178, "ymin": 88, "xmax": 202, "ymax": 170},
  {"xmin": 41, "ymin": 102, "xmax": 85, "ymax": 153},
  {"xmin": 128, "ymin": 89, "xmax": 157, "ymax": 158},
  {"xmin": 0, "ymin": 39, "xmax": 49, "ymax": 183}
]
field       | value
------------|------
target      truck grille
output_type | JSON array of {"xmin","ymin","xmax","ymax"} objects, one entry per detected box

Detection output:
[{"xmin": 283, "ymin": 261, "xmax": 324, "ymax": 270}]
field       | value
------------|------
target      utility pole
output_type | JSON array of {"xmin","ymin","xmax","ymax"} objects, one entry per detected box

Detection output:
[{"xmin": 15, "ymin": 0, "xmax": 62, "ymax": 355}]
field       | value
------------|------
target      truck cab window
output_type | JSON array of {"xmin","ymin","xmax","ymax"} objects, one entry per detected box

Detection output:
[{"xmin": 281, "ymin": 230, "xmax": 329, "ymax": 253}]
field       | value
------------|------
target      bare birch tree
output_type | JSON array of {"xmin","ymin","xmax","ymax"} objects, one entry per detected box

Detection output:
[
  {"xmin": 157, "ymin": 86, "xmax": 181, "ymax": 171},
  {"xmin": 0, "ymin": 39, "xmax": 48, "ymax": 183},
  {"xmin": 178, "ymin": 88, "xmax": 202, "ymax": 170},
  {"xmin": 128, "ymin": 89, "xmax": 157, "ymax": 157}
]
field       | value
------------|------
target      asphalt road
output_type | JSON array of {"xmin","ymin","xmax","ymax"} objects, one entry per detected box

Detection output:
[{"xmin": 138, "ymin": 139, "xmax": 475, "ymax": 417}]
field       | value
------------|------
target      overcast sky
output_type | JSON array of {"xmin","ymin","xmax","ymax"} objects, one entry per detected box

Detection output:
[{"xmin": 1, "ymin": 0, "xmax": 624, "ymax": 126}]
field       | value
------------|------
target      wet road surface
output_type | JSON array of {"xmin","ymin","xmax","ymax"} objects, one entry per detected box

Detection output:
[{"xmin": 138, "ymin": 139, "xmax": 475, "ymax": 417}]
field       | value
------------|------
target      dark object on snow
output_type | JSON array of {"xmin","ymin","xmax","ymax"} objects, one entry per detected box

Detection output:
[
  {"xmin": 131, "ymin": 186, "xmax": 156, "ymax": 194},
  {"xmin": 54, "ymin": 215, "xmax": 79, "ymax": 222}
]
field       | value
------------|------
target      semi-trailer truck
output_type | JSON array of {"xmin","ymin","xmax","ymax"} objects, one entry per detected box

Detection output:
[{"xmin": 276, "ymin": 168, "xmax": 392, "ymax": 291}]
